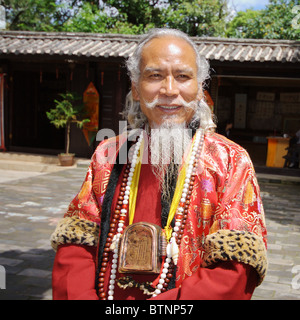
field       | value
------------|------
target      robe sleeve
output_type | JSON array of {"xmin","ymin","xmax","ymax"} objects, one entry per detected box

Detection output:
[
  {"xmin": 50, "ymin": 160, "xmax": 101, "ymax": 251},
  {"xmin": 200, "ymin": 135, "xmax": 268, "ymax": 285},
  {"xmin": 50, "ymin": 135, "xmax": 123, "ymax": 251},
  {"xmin": 150, "ymin": 261, "xmax": 257, "ymax": 300},
  {"xmin": 52, "ymin": 244, "xmax": 99, "ymax": 300},
  {"xmin": 50, "ymin": 150, "xmax": 103, "ymax": 300},
  {"xmin": 50, "ymin": 136, "xmax": 124, "ymax": 300}
]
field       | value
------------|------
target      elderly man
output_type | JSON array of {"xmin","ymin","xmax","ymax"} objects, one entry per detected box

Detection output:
[{"xmin": 51, "ymin": 28, "xmax": 267, "ymax": 300}]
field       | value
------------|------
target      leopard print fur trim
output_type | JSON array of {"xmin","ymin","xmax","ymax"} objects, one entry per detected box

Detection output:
[
  {"xmin": 50, "ymin": 216, "xmax": 100, "ymax": 251},
  {"xmin": 201, "ymin": 229, "xmax": 267, "ymax": 286}
]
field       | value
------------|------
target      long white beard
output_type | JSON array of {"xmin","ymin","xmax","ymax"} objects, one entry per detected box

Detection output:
[
  {"xmin": 140, "ymin": 96, "xmax": 198, "ymax": 200},
  {"xmin": 149, "ymin": 120, "xmax": 193, "ymax": 201}
]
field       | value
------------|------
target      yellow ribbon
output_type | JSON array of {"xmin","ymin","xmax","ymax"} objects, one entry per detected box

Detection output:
[
  {"xmin": 163, "ymin": 165, "xmax": 186, "ymax": 240},
  {"xmin": 128, "ymin": 138, "xmax": 144, "ymax": 225},
  {"xmin": 163, "ymin": 137, "xmax": 195, "ymax": 240}
]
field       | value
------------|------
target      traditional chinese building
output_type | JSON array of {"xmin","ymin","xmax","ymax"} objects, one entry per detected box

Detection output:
[{"xmin": 0, "ymin": 31, "xmax": 299, "ymax": 163}]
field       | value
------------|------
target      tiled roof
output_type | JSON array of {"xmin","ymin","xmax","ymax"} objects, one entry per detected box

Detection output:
[{"xmin": 0, "ymin": 30, "xmax": 299, "ymax": 63}]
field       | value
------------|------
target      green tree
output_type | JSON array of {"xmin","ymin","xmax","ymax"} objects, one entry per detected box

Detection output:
[
  {"xmin": 1, "ymin": 0, "xmax": 58, "ymax": 31},
  {"xmin": 164, "ymin": 0, "xmax": 231, "ymax": 37},
  {"xmin": 1, "ymin": 0, "xmax": 232, "ymax": 37},
  {"xmin": 99, "ymin": 0, "xmax": 231, "ymax": 36},
  {"xmin": 0, "ymin": 0, "xmax": 96, "ymax": 31},
  {"xmin": 102, "ymin": 0, "xmax": 165, "ymax": 27},
  {"xmin": 61, "ymin": 2, "xmax": 113, "ymax": 33},
  {"xmin": 95, "ymin": 0, "xmax": 166, "ymax": 34},
  {"xmin": 227, "ymin": 0, "xmax": 300, "ymax": 40},
  {"xmin": 6, "ymin": 0, "xmax": 298, "ymax": 40},
  {"xmin": 46, "ymin": 92, "xmax": 90, "ymax": 155},
  {"xmin": 226, "ymin": 9, "xmax": 261, "ymax": 38},
  {"xmin": 61, "ymin": 2, "xmax": 148, "ymax": 34}
]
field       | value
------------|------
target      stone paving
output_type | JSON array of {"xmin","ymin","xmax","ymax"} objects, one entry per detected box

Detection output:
[
  {"xmin": 0, "ymin": 167, "xmax": 86, "ymax": 300},
  {"xmin": 252, "ymin": 180, "xmax": 300, "ymax": 300},
  {"xmin": 0, "ymin": 166, "xmax": 300, "ymax": 300}
]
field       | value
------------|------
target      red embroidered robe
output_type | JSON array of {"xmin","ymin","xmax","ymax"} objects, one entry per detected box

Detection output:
[{"xmin": 51, "ymin": 132, "xmax": 267, "ymax": 300}]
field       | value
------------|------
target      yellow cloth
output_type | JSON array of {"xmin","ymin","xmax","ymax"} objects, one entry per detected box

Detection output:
[{"xmin": 129, "ymin": 139, "xmax": 144, "ymax": 225}]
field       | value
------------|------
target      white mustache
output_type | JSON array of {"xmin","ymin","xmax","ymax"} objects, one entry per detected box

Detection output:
[{"xmin": 144, "ymin": 98, "xmax": 197, "ymax": 110}]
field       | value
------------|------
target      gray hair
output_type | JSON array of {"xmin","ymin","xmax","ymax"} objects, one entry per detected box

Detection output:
[{"xmin": 123, "ymin": 28, "xmax": 216, "ymax": 131}]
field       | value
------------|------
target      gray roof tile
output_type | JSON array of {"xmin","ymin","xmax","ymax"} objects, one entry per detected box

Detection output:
[{"xmin": 0, "ymin": 31, "xmax": 298, "ymax": 63}]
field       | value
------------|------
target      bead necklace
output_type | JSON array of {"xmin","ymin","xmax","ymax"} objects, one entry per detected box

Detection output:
[{"xmin": 97, "ymin": 129, "xmax": 204, "ymax": 300}]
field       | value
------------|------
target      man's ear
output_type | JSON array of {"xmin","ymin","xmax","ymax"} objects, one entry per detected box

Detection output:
[{"xmin": 131, "ymin": 83, "xmax": 140, "ymax": 101}]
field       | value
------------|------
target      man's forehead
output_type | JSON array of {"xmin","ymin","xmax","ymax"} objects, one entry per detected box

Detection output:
[
  {"xmin": 140, "ymin": 37, "xmax": 197, "ymax": 68},
  {"xmin": 143, "ymin": 35, "xmax": 194, "ymax": 49},
  {"xmin": 167, "ymin": 43, "xmax": 182, "ymax": 55}
]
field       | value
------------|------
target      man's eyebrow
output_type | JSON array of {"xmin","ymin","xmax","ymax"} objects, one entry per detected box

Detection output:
[
  {"xmin": 143, "ymin": 67, "xmax": 162, "ymax": 73},
  {"xmin": 174, "ymin": 67, "xmax": 195, "ymax": 74},
  {"xmin": 143, "ymin": 66, "xmax": 195, "ymax": 74}
]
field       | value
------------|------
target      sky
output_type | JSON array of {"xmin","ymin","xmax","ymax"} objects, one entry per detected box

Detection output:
[{"xmin": 228, "ymin": 0, "xmax": 271, "ymax": 12}]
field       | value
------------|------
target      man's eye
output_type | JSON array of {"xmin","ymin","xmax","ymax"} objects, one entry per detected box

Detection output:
[
  {"xmin": 177, "ymin": 74, "xmax": 190, "ymax": 80},
  {"xmin": 150, "ymin": 74, "xmax": 161, "ymax": 78}
]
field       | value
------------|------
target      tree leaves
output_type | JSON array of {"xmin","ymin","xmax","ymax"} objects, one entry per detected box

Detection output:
[
  {"xmin": 46, "ymin": 92, "xmax": 90, "ymax": 130},
  {"xmin": 226, "ymin": 0, "xmax": 300, "ymax": 40},
  {"xmin": 2, "ymin": 0, "xmax": 299, "ymax": 39}
]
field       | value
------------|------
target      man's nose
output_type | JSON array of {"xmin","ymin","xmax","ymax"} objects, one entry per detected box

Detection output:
[{"xmin": 160, "ymin": 76, "xmax": 179, "ymax": 96}]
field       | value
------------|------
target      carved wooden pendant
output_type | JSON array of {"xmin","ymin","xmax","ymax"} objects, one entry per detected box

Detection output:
[{"xmin": 118, "ymin": 222, "xmax": 166, "ymax": 274}]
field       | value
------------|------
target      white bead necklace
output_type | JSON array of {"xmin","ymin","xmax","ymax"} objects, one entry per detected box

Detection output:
[{"xmin": 107, "ymin": 129, "xmax": 204, "ymax": 300}]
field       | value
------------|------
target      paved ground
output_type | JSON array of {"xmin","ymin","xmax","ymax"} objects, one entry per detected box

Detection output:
[{"xmin": 0, "ymin": 165, "xmax": 300, "ymax": 300}]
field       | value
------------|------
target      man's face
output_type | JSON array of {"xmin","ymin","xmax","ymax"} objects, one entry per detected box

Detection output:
[{"xmin": 132, "ymin": 36, "xmax": 202, "ymax": 127}]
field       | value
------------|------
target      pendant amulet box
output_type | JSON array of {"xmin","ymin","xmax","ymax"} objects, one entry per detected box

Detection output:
[{"xmin": 118, "ymin": 222, "xmax": 167, "ymax": 274}]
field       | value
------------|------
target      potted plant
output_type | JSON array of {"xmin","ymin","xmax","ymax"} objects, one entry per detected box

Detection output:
[{"xmin": 46, "ymin": 92, "xmax": 90, "ymax": 166}]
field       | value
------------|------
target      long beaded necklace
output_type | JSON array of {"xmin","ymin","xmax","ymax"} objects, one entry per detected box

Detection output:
[{"xmin": 97, "ymin": 128, "xmax": 204, "ymax": 300}]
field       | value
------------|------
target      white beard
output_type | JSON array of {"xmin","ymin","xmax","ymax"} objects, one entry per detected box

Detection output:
[
  {"xmin": 141, "ymin": 96, "xmax": 198, "ymax": 201},
  {"xmin": 149, "ymin": 120, "xmax": 193, "ymax": 201}
]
